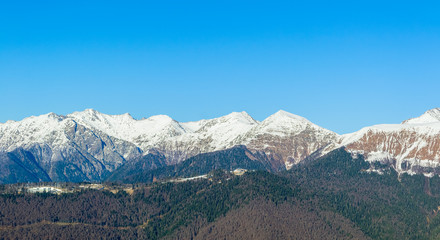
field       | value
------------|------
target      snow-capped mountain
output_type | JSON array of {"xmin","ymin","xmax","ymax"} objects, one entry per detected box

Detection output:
[
  {"xmin": 341, "ymin": 108, "xmax": 440, "ymax": 176},
  {"xmin": 68, "ymin": 110, "xmax": 260, "ymax": 165},
  {"xmin": 152, "ymin": 111, "xmax": 260, "ymax": 165},
  {"xmin": 0, "ymin": 112, "xmax": 142, "ymax": 182},
  {"xmin": 0, "ymin": 109, "xmax": 337, "ymax": 182},
  {"xmin": 68, "ymin": 109, "xmax": 188, "ymax": 152},
  {"xmin": 4, "ymin": 107, "xmax": 439, "ymax": 183},
  {"xmin": 237, "ymin": 110, "xmax": 339, "ymax": 170}
]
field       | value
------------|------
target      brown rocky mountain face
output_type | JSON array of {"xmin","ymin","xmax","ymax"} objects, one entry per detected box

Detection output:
[
  {"xmin": 346, "ymin": 130, "xmax": 440, "ymax": 162},
  {"xmin": 244, "ymin": 129, "xmax": 338, "ymax": 170},
  {"xmin": 341, "ymin": 108, "xmax": 440, "ymax": 175},
  {"xmin": 230, "ymin": 110, "xmax": 340, "ymax": 170}
]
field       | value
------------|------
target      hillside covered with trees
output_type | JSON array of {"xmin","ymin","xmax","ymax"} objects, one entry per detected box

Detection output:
[{"xmin": 1, "ymin": 148, "xmax": 440, "ymax": 239}]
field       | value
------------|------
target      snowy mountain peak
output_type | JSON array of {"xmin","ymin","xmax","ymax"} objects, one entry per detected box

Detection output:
[
  {"xmin": 0, "ymin": 109, "xmax": 341, "ymax": 180},
  {"xmin": 145, "ymin": 114, "xmax": 175, "ymax": 123},
  {"xmin": 246, "ymin": 109, "xmax": 337, "ymax": 139},
  {"xmin": 69, "ymin": 109, "xmax": 104, "ymax": 121},
  {"xmin": 0, "ymin": 111, "xmax": 70, "ymax": 151},
  {"xmin": 258, "ymin": 110, "xmax": 319, "ymax": 133},
  {"xmin": 267, "ymin": 110, "xmax": 311, "ymax": 123},
  {"xmin": 46, "ymin": 112, "xmax": 65, "ymax": 121},
  {"xmin": 81, "ymin": 108, "xmax": 101, "ymax": 116},
  {"xmin": 21, "ymin": 112, "xmax": 65, "ymax": 124},
  {"xmin": 402, "ymin": 108, "xmax": 440, "ymax": 124},
  {"xmin": 69, "ymin": 109, "xmax": 139, "ymax": 125},
  {"xmin": 67, "ymin": 110, "xmax": 187, "ymax": 145},
  {"xmin": 219, "ymin": 111, "xmax": 258, "ymax": 124}
]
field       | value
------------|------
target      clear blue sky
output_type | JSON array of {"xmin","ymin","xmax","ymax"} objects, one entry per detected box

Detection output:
[{"xmin": 1, "ymin": 1, "xmax": 439, "ymax": 134}]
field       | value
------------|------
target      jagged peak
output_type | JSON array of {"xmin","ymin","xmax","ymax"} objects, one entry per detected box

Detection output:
[
  {"xmin": 69, "ymin": 109, "xmax": 135, "ymax": 121},
  {"xmin": 45, "ymin": 112, "xmax": 65, "ymax": 121},
  {"xmin": 402, "ymin": 108, "xmax": 440, "ymax": 124}
]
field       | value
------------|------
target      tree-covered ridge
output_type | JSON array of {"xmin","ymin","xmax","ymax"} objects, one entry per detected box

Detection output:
[
  {"xmin": 108, "ymin": 145, "xmax": 269, "ymax": 183},
  {"xmin": 1, "ymin": 148, "xmax": 440, "ymax": 239},
  {"xmin": 0, "ymin": 171, "xmax": 301, "ymax": 239},
  {"xmin": 289, "ymin": 148, "xmax": 440, "ymax": 239}
]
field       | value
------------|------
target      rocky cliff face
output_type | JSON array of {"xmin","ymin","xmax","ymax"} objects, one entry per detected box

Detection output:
[{"xmin": 341, "ymin": 108, "xmax": 440, "ymax": 176}]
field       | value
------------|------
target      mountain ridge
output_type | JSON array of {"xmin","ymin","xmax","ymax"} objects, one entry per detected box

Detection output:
[{"xmin": 1, "ymin": 108, "xmax": 440, "ymax": 183}]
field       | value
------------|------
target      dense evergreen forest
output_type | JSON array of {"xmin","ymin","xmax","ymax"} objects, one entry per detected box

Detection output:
[
  {"xmin": 1, "ymin": 148, "xmax": 440, "ymax": 239},
  {"xmin": 106, "ymin": 145, "xmax": 269, "ymax": 183}
]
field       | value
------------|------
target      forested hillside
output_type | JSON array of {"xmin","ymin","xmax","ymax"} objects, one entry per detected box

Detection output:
[
  {"xmin": 1, "ymin": 148, "xmax": 440, "ymax": 239},
  {"xmin": 107, "ymin": 145, "xmax": 269, "ymax": 183}
]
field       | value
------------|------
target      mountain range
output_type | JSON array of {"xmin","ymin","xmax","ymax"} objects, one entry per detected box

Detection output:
[{"xmin": 1, "ymin": 108, "xmax": 439, "ymax": 183}]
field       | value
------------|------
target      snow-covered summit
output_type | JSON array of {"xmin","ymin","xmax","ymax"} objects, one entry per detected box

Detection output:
[
  {"xmin": 230, "ymin": 110, "xmax": 339, "ymax": 170},
  {"xmin": 3, "ymin": 107, "xmax": 440, "ymax": 181},
  {"xmin": 68, "ymin": 109, "xmax": 187, "ymax": 146},
  {"xmin": 0, "ymin": 112, "xmax": 69, "ymax": 151},
  {"xmin": 0, "ymin": 108, "xmax": 341, "ymax": 173},
  {"xmin": 252, "ymin": 110, "xmax": 335, "ymax": 137},
  {"xmin": 197, "ymin": 111, "xmax": 256, "ymax": 138},
  {"xmin": 269, "ymin": 110, "xmax": 311, "ymax": 123},
  {"xmin": 189, "ymin": 111, "xmax": 258, "ymax": 133},
  {"xmin": 402, "ymin": 108, "xmax": 440, "ymax": 124}
]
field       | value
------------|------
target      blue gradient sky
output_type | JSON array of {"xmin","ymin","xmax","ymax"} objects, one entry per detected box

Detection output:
[{"xmin": 1, "ymin": 1, "xmax": 439, "ymax": 134}]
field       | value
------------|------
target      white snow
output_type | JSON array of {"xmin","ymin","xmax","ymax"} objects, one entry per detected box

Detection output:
[
  {"xmin": 241, "ymin": 110, "xmax": 337, "ymax": 140},
  {"xmin": 66, "ymin": 110, "xmax": 261, "ymax": 152},
  {"xmin": 0, "ymin": 109, "xmax": 342, "ymax": 171},
  {"xmin": 341, "ymin": 116, "xmax": 440, "ymax": 147},
  {"xmin": 68, "ymin": 109, "xmax": 187, "ymax": 145},
  {"xmin": 7, "ymin": 108, "xmax": 440, "ymax": 175},
  {"xmin": 0, "ymin": 112, "xmax": 70, "ymax": 151},
  {"xmin": 402, "ymin": 108, "xmax": 440, "ymax": 124},
  {"xmin": 168, "ymin": 174, "xmax": 208, "ymax": 182},
  {"xmin": 365, "ymin": 151, "xmax": 394, "ymax": 162}
]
